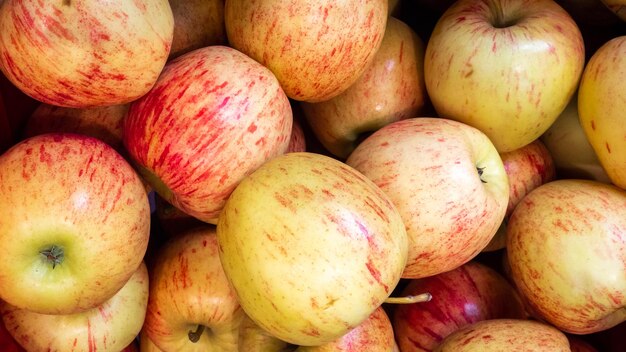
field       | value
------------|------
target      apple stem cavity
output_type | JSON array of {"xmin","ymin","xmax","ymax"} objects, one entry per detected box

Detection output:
[
  {"xmin": 384, "ymin": 292, "xmax": 432, "ymax": 304},
  {"xmin": 188, "ymin": 325, "xmax": 205, "ymax": 343},
  {"xmin": 477, "ymin": 166, "xmax": 487, "ymax": 183},
  {"xmin": 488, "ymin": 1, "xmax": 516, "ymax": 28},
  {"xmin": 40, "ymin": 245, "xmax": 64, "ymax": 269}
]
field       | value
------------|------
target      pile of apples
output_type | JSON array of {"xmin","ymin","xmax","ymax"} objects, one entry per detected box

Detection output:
[{"xmin": 0, "ymin": 0, "xmax": 624, "ymax": 351}]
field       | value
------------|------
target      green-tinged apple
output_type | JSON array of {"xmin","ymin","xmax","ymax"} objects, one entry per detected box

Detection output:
[
  {"xmin": 507, "ymin": 179, "xmax": 626, "ymax": 334},
  {"xmin": 424, "ymin": 0, "xmax": 585, "ymax": 152},
  {"xmin": 1, "ymin": 263, "xmax": 148, "ymax": 352},
  {"xmin": 346, "ymin": 118, "xmax": 509, "ymax": 278},
  {"xmin": 578, "ymin": 36, "xmax": 626, "ymax": 189},
  {"xmin": 301, "ymin": 16, "xmax": 428, "ymax": 159},
  {"xmin": 0, "ymin": 0, "xmax": 173, "ymax": 108},
  {"xmin": 483, "ymin": 139, "xmax": 555, "ymax": 251},
  {"xmin": 392, "ymin": 261, "xmax": 528, "ymax": 352},
  {"xmin": 168, "ymin": 0, "xmax": 226, "ymax": 59},
  {"xmin": 287, "ymin": 118, "xmax": 307, "ymax": 153},
  {"xmin": 434, "ymin": 319, "xmax": 570, "ymax": 351},
  {"xmin": 540, "ymin": 95, "xmax": 611, "ymax": 183},
  {"xmin": 143, "ymin": 225, "xmax": 243, "ymax": 351},
  {"xmin": 601, "ymin": 0, "xmax": 626, "ymax": 20},
  {"xmin": 23, "ymin": 103, "xmax": 128, "ymax": 152},
  {"xmin": 225, "ymin": 0, "xmax": 387, "ymax": 102},
  {"xmin": 123, "ymin": 45, "xmax": 292, "ymax": 224},
  {"xmin": 217, "ymin": 152, "xmax": 408, "ymax": 346},
  {"xmin": 0, "ymin": 133, "xmax": 150, "ymax": 314},
  {"xmin": 239, "ymin": 306, "xmax": 397, "ymax": 351}
]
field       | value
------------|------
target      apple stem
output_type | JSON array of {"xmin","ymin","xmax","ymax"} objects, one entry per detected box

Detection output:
[
  {"xmin": 40, "ymin": 245, "xmax": 64, "ymax": 269},
  {"xmin": 384, "ymin": 292, "xmax": 432, "ymax": 304},
  {"xmin": 188, "ymin": 325, "xmax": 205, "ymax": 343}
]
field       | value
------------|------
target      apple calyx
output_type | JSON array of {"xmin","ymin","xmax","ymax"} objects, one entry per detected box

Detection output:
[
  {"xmin": 477, "ymin": 166, "xmax": 487, "ymax": 183},
  {"xmin": 188, "ymin": 325, "xmax": 205, "ymax": 343},
  {"xmin": 40, "ymin": 245, "xmax": 64, "ymax": 269},
  {"xmin": 384, "ymin": 292, "xmax": 432, "ymax": 304}
]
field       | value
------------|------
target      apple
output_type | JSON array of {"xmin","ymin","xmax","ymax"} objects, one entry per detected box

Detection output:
[
  {"xmin": 225, "ymin": 0, "xmax": 388, "ymax": 102},
  {"xmin": 507, "ymin": 179, "xmax": 626, "ymax": 334},
  {"xmin": 1, "ymin": 262, "xmax": 148, "ymax": 352},
  {"xmin": 601, "ymin": 0, "xmax": 626, "ymax": 20},
  {"xmin": 346, "ymin": 118, "xmax": 509, "ymax": 278},
  {"xmin": 392, "ymin": 261, "xmax": 528, "ymax": 352},
  {"xmin": 434, "ymin": 319, "xmax": 571, "ymax": 351},
  {"xmin": 0, "ymin": 133, "xmax": 150, "ymax": 314},
  {"xmin": 287, "ymin": 117, "xmax": 307, "ymax": 154},
  {"xmin": 568, "ymin": 336, "xmax": 598, "ymax": 352},
  {"xmin": 217, "ymin": 152, "xmax": 408, "ymax": 346},
  {"xmin": 300, "ymin": 16, "xmax": 428, "ymax": 159},
  {"xmin": 123, "ymin": 45, "xmax": 293, "ymax": 224},
  {"xmin": 143, "ymin": 225, "xmax": 243, "ymax": 351},
  {"xmin": 483, "ymin": 139, "xmax": 555, "ymax": 251},
  {"xmin": 0, "ymin": 0, "xmax": 174, "ymax": 108},
  {"xmin": 578, "ymin": 36, "xmax": 626, "ymax": 189},
  {"xmin": 424, "ymin": 0, "xmax": 585, "ymax": 152},
  {"xmin": 239, "ymin": 306, "xmax": 397, "ymax": 351},
  {"xmin": 0, "ymin": 308, "xmax": 23, "ymax": 352},
  {"xmin": 540, "ymin": 94, "xmax": 611, "ymax": 184},
  {"xmin": 23, "ymin": 103, "xmax": 128, "ymax": 153},
  {"xmin": 168, "ymin": 0, "xmax": 226, "ymax": 59}
]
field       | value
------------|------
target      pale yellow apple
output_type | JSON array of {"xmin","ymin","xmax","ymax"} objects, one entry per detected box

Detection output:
[
  {"xmin": 143, "ymin": 226, "xmax": 243, "ymax": 351},
  {"xmin": 434, "ymin": 319, "xmax": 570, "ymax": 351},
  {"xmin": 540, "ymin": 95, "xmax": 611, "ymax": 184},
  {"xmin": 507, "ymin": 179, "xmax": 626, "ymax": 333},
  {"xmin": 578, "ymin": 36, "xmax": 626, "ymax": 189},
  {"xmin": 424, "ymin": 0, "xmax": 585, "ymax": 152},
  {"xmin": 217, "ymin": 152, "xmax": 408, "ymax": 346},
  {"xmin": 301, "ymin": 16, "xmax": 427, "ymax": 159},
  {"xmin": 1, "ymin": 263, "xmax": 149, "ymax": 352}
]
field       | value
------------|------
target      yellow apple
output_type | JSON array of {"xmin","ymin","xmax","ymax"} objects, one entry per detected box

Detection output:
[{"xmin": 578, "ymin": 36, "xmax": 626, "ymax": 189}]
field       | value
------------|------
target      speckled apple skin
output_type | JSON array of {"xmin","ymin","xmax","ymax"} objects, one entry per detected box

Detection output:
[
  {"xmin": 225, "ymin": 0, "xmax": 387, "ymax": 103},
  {"xmin": 301, "ymin": 16, "xmax": 427, "ymax": 159},
  {"xmin": 0, "ymin": 133, "xmax": 150, "ymax": 315},
  {"xmin": 578, "ymin": 36, "xmax": 626, "ymax": 190},
  {"xmin": 217, "ymin": 152, "xmax": 408, "ymax": 346},
  {"xmin": 507, "ymin": 179, "xmax": 626, "ymax": 334},
  {"xmin": 168, "ymin": 0, "xmax": 226, "ymax": 59},
  {"xmin": 1, "ymin": 263, "xmax": 149, "ymax": 352},
  {"xmin": 424, "ymin": 0, "xmax": 585, "ymax": 152},
  {"xmin": 434, "ymin": 319, "xmax": 570, "ymax": 351},
  {"xmin": 144, "ymin": 226, "xmax": 243, "ymax": 352},
  {"xmin": 123, "ymin": 45, "xmax": 293, "ymax": 223},
  {"xmin": 0, "ymin": 0, "xmax": 173, "ymax": 108},
  {"xmin": 393, "ymin": 261, "xmax": 527, "ymax": 352},
  {"xmin": 346, "ymin": 118, "xmax": 509, "ymax": 278}
]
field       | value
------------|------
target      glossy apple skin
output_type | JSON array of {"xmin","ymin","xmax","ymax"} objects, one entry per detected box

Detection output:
[
  {"xmin": 217, "ymin": 152, "xmax": 408, "ymax": 346},
  {"xmin": 24, "ymin": 103, "xmax": 128, "ymax": 153},
  {"xmin": 168, "ymin": 0, "xmax": 226, "ymax": 59},
  {"xmin": 483, "ymin": 139, "xmax": 555, "ymax": 251},
  {"xmin": 144, "ymin": 226, "xmax": 243, "ymax": 351},
  {"xmin": 123, "ymin": 45, "xmax": 292, "ymax": 224},
  {"xmin": 240, "ymin": 306, "xmax": 397, "ymax": 352},
  {"xmin": 540, "ymin": 95, "xmax": 611, "ymax": 184},
  {"xmin": 301, "ymin": 16, "xmax": 427, "ymax": 159},
  {"xmin": 507, "ymin": 179, "xmax": 626, "ymax": 334},
  {"xmin": 0, "ymin": 133, "xmax": 150, "ymax": 314},
  {"xmin": 578, "ymin": 36, "xmax": 626, "ymax": 189},
  {"xmin": 346, "ymin": 118, "xmax": 509, "ymax": 278},
  {"xmin": 424, "ymin": 0, "xmax": 585, "ymax": 152},
  {"xmin": 392, "ymin": 261, "xmax": 527, "ymax": 352},
  {"xmin": 0, "ymin": 0, "xmax": 173, "ymax": 108},
  {"xmin": 1, "ymin": 263, "xmax": 148, "ymax": 352},
  {"xmin": 434, "ymin": 319, "xmax": 570, "ymax": 352},
  {"xmin": 225, "ymin": 0, "xmax": 387, "ymax": 103}
]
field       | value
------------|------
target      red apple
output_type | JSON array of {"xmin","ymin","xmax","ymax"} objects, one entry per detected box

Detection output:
[
  {"xmin": 123, "ymin": 45, "xmax": 293, "ymax": 224},
  {"xmin": 225, "ymin": 0, "xmax": 388, "ymax": 102},
  {"xmin": 0, "ymin": 0, "xmax": 174, "ymax": 108},
  {"xmin": 301, "ymin": 16, "xmax": 428, "ymax": 159},
  {"xmin": 346, "ymin": 118, "xmax": 509, "ymax": 278},
  {"xmin": 392, "ymin": 261, "xmax": 527, "ymax": 352},
  {"xmin": 168, "ymin": 0, "xmax": 226, "ymax": 59},
  {"xmin": 0, "ymin": 133, "xmax": 150, "ymax": 314},
  {"xmin": 143, "ymin": 225, "xmax": 243, "ymax": 351}
]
